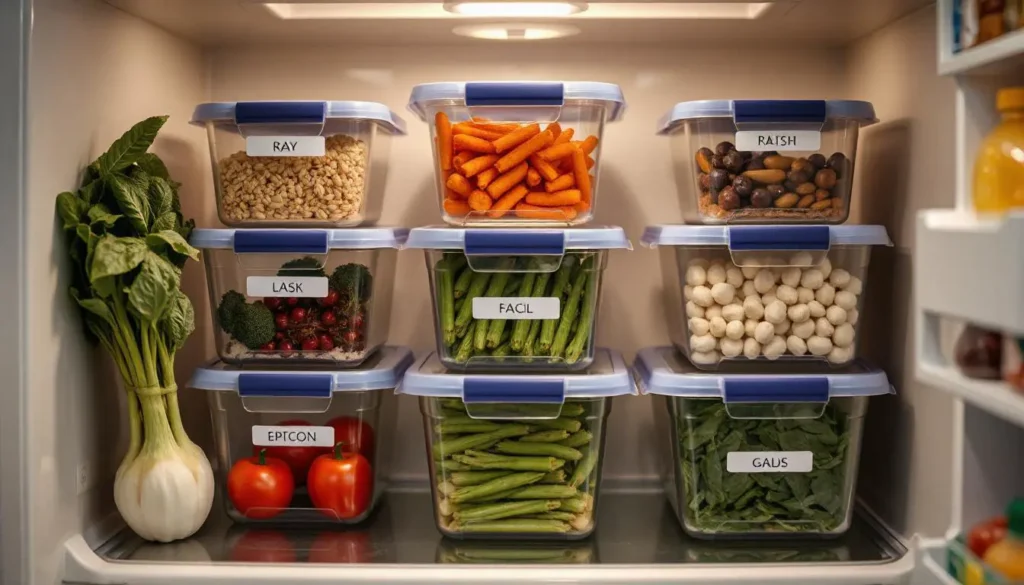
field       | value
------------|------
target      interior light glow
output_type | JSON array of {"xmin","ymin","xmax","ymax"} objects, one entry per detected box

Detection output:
[
  {"xmin": 452, "ymin": 23, "xmax": 580, "ymax": 39},
  {"xmin": 445, "ymin": 2, "xmax": 584, "ymax": 17},
  {"xmin": 262, "ymin": 2, "xmax": 773, "ymax": 20}
]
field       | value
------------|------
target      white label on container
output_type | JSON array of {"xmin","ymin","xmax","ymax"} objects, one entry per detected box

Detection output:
[
  {"xmin": 246, "ymin": 276, "xmax": 328, "ymax": 298},
  {"xmin": 472, "ymin": 297, "xmax": 560, "ymax": 320},
  {"xmin": 734, "ymin": 130, "xmax": 821, "ymax": 152},
  {"xmin": 726, "ymin": 451, "xmax": 813, "ymax": 473},
  {"xmin": 252, "ymin": 425, "xmax": 334, "ymax": 448},
  {"xmin": 246, "ymin": 135, "xmax": 325, "ymax": 157}
]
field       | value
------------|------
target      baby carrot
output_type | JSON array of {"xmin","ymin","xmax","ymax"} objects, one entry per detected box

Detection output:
[
  {"xmin": 436, "ymin": 112, "xmax": 453, "ymax": 171},
  {"xmin": 461, "ymin": 154, "xmax": 499, "ymax": 178},
  {"xmin": 525, "ymin": 190, "xmax": 582, "ymax": 207},
  {"xmin": 495, "ymin": 131, "xmax": 553, "ymax": 173},
  {"xmin": 515, "ymin": 203, "xmax": 577, "ymax": 221},
  {"xmin": 572, "ymin": 148, "xmax": 592, "ymax": 204},
  {"xmin": 545, "ymin": 173, "xmax": 575, "ymax": 193},
  {"xmin": 529, "ymin": 155, "xmax": 560, "ymax": 182},
  {"xmin": 492, "ymin": 123, "xmax": 540, "ymax": 154},
  {"xmin": 453, "ymin": 150, "xmax": 475, "ymax": 171},
  {"xmin": 488, "ymin": 184, "xmax": 529, "ymax": 218},
  {"xmin": 468, "ymin": 190, "xmax": 493, "ymax": 212},
  {"xmin": 545, "ymin": 122, "xmax": 562, "ymax": 140},
  {"xmin": 486, "ymin": 162, "xmax": 530, "ymax": 199},
  {"xmin": 477, "ymin": 167, "xmax": 498, "ymax": 189},
  {"xmin": 453, "ymin": 134, "xmax": 496, "ymax": 154},
  {"xmin": 444, "ymin": 197, "xmax": 471, "ymax": 216},
  {"xmin": 573, "ymin": 200, "xmax": 591, "ymax": 215},
  {"xmin": 447, "ymin": 173, "xmax": 473, "ymax": 197},
  {"xmin": 526, "ymin": 168, "xmax": 542, "ymax": 187},
  {"xmin": 453, "ymin": 122, "xmax": 504, "ymax": 141},
  {"xmin": 578, "ymin": 135, "xmax": 599, "ymax": 155},
  {"xmin": 537, "ymin": 142, "xmax": 576, "ymax": 162},
  {"xmin": 553, "ymin": 128, "xmax": 574, "ymax": 145},
  {"xmin": 585, "ymin": 155, "xmax": 595, "ymax": 169},
  {"xmin": 472, "ymin": 119, "xmax": 521, "ymax": 133}
]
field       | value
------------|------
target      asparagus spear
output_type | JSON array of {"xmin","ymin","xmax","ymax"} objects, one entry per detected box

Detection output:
[
  {"xmin": 510, "ymin": 267, "xmax": 549, "ymax": 351},
  {"xmin": 500, "ymin": 484, "xmax": 578, "ymax": 499},
  {"xmin": 495, "ymin": 440, "xmax": 583, "ymax": 461},
  {"xmin": 522, "ymin": 511, "xmax": 577, "ymax": 522},
  {"xmin": 453, "ymin": 265, "xmax": 474, "ymax": 299},
  {"xmin": 569, "ymin": 448, "xmax": 598, "ymax": 488},
  {"xmin": 558, "ymin": 430, "xmax": 593, "ymax": 448},
  {"xmin": 454, "ymin": 322, "xmax": 476, "ymax": 362},
  {"xmin": 431, "ymin": 425, "xmax": 531, "ymax": 459},
  {"xmin": 473, "ymin": 261, "xmax": 515, "ymax": 352},
  {"xmin": 449, "ymin": 519, "xmax": 570, "ymax": 533},
  {"xmin": 489, "ymin": 270, "xmax": 534, "ymax": 348},
  {"xmin": 551, "ymin": 264, "xmax": 590, "ymax": 358},
  {"xmin": 437, "ymin": 258, "xmax": 457, "ymax": 346},
  {"xmin": 449, "ymin": 470, "xmax": 512, "ymax": 486},
  {"xmin": 453, "ymin": 453, "xmax": 566, "ymax": 472},
  {"xmin": 448, "ymin": 471, "xmax": 545, "ymax": 503},
  {"xmin": 491, "ymin": 341, "xmax": 512, "ymax": 357},
  {"xmin": 540, "ymin": 470, "xmax": 567, "ymax": 484},
  {"xmin": 435, "ymin": 420, "xmax": 503, "ymax": 434},
  {"xmin": 538, "ymin": 256, "xmax": 577, "ymax": 353},
  {"xmin": 559, "ymin": 403, "xmax": 586, "ymax": 417},
  {"xmin": 453, "ymin": 499, "xmax": 560, "ymax": 522},
  {"xmin": 519, "ymin": 429, "xmax": 570, "ymax": 443},
  {"xmin": 532, "ymin": 418, "xmax": 582, "ymax": 433},
  {"xmin": 439, "ymin": 459, "xmax": 471, "ymax": 472},
  {"xmin": 455, "ymin": 272, "xmax": 491, "ymax": 336},
  {"xmin": 565, "ymin": 269, "xmax": 597, "ymax": 363},
  {"xmin": 558, "ymin": 495, "xmax": 590, "ymax": 513}
]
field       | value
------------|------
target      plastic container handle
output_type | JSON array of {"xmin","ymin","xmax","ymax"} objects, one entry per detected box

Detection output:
[
  {"xmin": 463, "ymin": 378, "xmax": 566, "ymax": 404},
  {"xmin": 465, "ymin": 83, "xmax": 565, "ymax": 107},
  {"xmin": 235, "ymin": 101, "xmax": 328, "ymax": 125},
  {"xmin": 238, "ymin": 373, "xmax": 334, "ymax": 398},
  {"xmin": 233, "ymin": 230, "xmax": 330, "ymax": 254},
  {"xmin": 464, "ymin": 230, "xmax": 566, "ymax": 256},
  {"xmin": 727, "ymin": 226, "xmax": 831, "ymax": 251},
  {"xmin": 723, "ymin": 378, "xmax": 829, "ymax": 404},
  {"xmin": 733, "ymin": 100, "xmax": 827, "ymax": 125}
]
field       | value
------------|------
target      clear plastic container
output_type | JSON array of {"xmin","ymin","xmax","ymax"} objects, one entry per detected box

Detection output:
[
  {"xmin": 408, "ymin": 82, "xmax": 625, "ymax": 226},
  {"xmin": 634, "ymin": 346, "xmax": 893, "ymax": 539},
  {"xmin": 642, "ymin": 225, "xmax": 891, "ymax": 369},
  {"xmin": 398, "ymin": 349, "xmax": 636, "ymax": 540},
  {"xmin": 405, "ymin": 226, "xmax": 631, "ymax": 371},
  {"xmin": 191, "ymin": 228, "xmax": 405, "ymax": 366},
  {"xmin": 948, "ymin": 531, "xmax": 1023, "ymax": 585},
  {"xmin": 657, "ymin": 100, "xmax": 877, "ymax": 224},
  {"xmin": 189, "ymin": 346, "xmax": 414, "ymax": 525},
  {"xmin": 190, "ymin": 101, "xmax": 406, "ymax": 227}
]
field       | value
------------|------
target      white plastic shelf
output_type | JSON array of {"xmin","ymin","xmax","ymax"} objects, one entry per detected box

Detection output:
[
  {"xmin": 917, "ymin": 362, "xmax": 1024, "ymax": 428},
  {"xmin": 914, "ymin": 539, "xmax": 959, "ymax": 585},
  {"xmin": 940, "ymin": 27, "xmax": 1024, "ymax": 76}
]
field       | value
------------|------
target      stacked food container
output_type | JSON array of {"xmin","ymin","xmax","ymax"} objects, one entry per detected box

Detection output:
[
  {"xmin": 400, "ymin": 82, "xmax": 636, "ymax": 539},
  {"xmin": 185, "ymin": 100, "xmax": 414, "ymax": 524},
  {"xmin": 638, "ymin": 99, "xmax": 895, "ymax": 538}
]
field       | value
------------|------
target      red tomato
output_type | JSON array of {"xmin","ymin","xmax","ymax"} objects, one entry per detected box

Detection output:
[
  {"xmin": 227, "ymin": 450, "xmax": 295, "ymax": 520},
  {"xmin": 307, "ymin": 444, "xmax": 373, "ymax": 521},
  {"xmin": 326, "ymin": 416, "xmax": 375, "ymax": 460},
  {"xmin": 229, "ymin": 530, "xmax": 297, "ymax": 563},
  {"xmin": 968, "ymin": 516, "xmax": 1008, "ymax": 557},
  {"xmin": 307, "ymin": 530, "xmax": 371, "ymax": 563},
  {"xmin": 255, "ymin": 419, "xmax": 320, "ymax": 482}
]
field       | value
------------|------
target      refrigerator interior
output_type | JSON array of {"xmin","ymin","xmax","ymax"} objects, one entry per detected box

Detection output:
[{"xmin": 2, "ymin": 0, "xmax": 1023, "ymax": 583}]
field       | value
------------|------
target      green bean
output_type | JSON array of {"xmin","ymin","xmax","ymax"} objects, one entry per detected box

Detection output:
[
  {"xmin": 520, "ymin": 429, "xmax": 570, "ymax": 443},
  {"xmin": 435, "ymin": 420, "xmax": 503, "ymax": 434},
  {"xmin": 558, "ymin": 430, "xmax": 593, "ymax": 448},
  {"xmin": 431, "ymin": 425, "xmax": 531, "ymax": 459},
  {"xmin": 449, "ymin": 471, "xmax": 511, "ymax": 486},
  {"xmin": 495, "ymin": 440, "xmax": 583, "ymax": 461},
  {"xmin": 453, "ymin": 499, "xmax": 559, "ymax": 522},
  {"xmin": 452, "ymin": 454, "xmax": 565, "ymax": 472},
  {"xmin": 449, "ymin": 472, "xmax": 545, "ymax": 504},
  {"xmin": 450, "ymin": 519, "xmax": 570, "ymax": 533},
  {"xmin": 532, "ymin": 418, "xmax": 582, "ymax": 433},
  {"xmin": 569, "ymin": 449, "xmax": 598, "ymax": 488}
]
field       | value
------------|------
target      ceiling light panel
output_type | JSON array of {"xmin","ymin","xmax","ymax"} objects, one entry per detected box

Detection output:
[{"xmin": 263, "ymin": 2, "xmax": 774, "ymax": 20}]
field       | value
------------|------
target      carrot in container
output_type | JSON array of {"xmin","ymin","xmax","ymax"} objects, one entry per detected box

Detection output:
[
  {"xmin": 486, "ymin": 162, "xmax": 530, "ymax": 199},
  {"xmin": 585, "ymin": 155, "xmax": 595, "ymax": 170},
  {"xmin": 527, "ymin": 168, "xmax": 542, "ymax": 187},
  {"xmin": 477, "ymin": 167, "xmax": 499, "ymax": 189},
  {"xmin": 492, "ymin": 123, "xmax": 541, "ymax": 154},
  {"xmin": 545, "ymin": 173, "xmax": 575, "ymax": 193},
  {"xmin": 488, "ymin": 184, "xmax": 530, "ymax": 218},
  {"xmin": 453, "ymin": 122, "xmax": 505, "ymax": 141},
  {"xmin": 468, "ymin": 190, "xmax": 493, "ymax": 212},
  {"xmin": 525, "ymin": 189, "xmax": 582, "ymax": 207},
  {"xmin": 472, "ymin": 119, "xmax": 521, "ymax": 133},
  {"xmin": 553, "ymin": 128, "xmax": 575, "ymax": 145},
  {"xmin": 461, "ymin": 154, "xmax": 499, "ymax": 178},
  {"xmin": 572, "ymin": 148, "xmax": 592, "ymax": 204},
  {"xmin": 436, "ymin": 112, "xmax": 453, "ymax": 171},
  {"xmin": 453, "ymin": 134, "xmax": 496, "ymax": 153},
  {"xmin": 573, "ymin": 200, "xmax": 591, "ymax": 215},
  {"xmin": 515, "ymin": 202, "xmax": 577, "ymax": 220},
  {"xmin": 444, "ymin": 198, "xmax": 471, "ymax": 216},
  {"xmin": 446, "ymin": 173, "xmax": 473, "ymax": 197},
  {"xmin": 495, "ymin": 131, "xmax": 553, "ymax": 173},
  {"xmin": 537, "ymin": 142, "xmax": 576, "ymax": 162},
  {"xmin": 453, "ymin": 150, "xmax": 475, "ymax": 171},
  {"xmin": 545, "ymin": 122, "xmax": 562, "ymax": 140},
  {"xmin": 578, "ymin": 135, "xmax": 599, "ymax": 155},
  {"xmin": 529, "ymin": 155, "xmax": 560, "ymax": 182}
]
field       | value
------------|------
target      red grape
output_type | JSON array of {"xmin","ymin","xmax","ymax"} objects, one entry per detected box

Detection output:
[
  {"xmin": 264, "ymin": 297, "xmax": 282, "ymax": 311},
  {"xmin": 319, "ymin": 290, "xmax": 339, "ymax": 307},
  {"xmin": 290, "ymin": 307, "xmax": 307, "ymax": 323},
  {"xmin": 274, "ymin": 312, "xmax": 289, "ymax": 331},
  {"xmin": 301, "ymin": 337, "xmax": 320, "ymax": 351},
  {"xmin": 320, "ymin": 311, "xmax": 337, "ymax": 326},
  {"xmin": 260, "ymin": 341, "xmax": 276, "ymax": 351},
  {"xmin": 286, "ymin": 297, "xmax": 299, "ymax": 306},
  {"xmin": 318, "ymin": 335, "xmax": 334, "ymax": 351},
  {"xmin": 343, "ymin": 331, "xmax": 359, "ymax": 344}
]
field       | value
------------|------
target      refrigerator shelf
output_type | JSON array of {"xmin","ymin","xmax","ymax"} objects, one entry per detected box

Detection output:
[{"xmin": 917, "ymin": 362, "xmax": 1024, "ymax": 429}]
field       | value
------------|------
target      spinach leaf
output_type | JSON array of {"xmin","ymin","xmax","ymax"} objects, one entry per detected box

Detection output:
[{"xmin": 94, "ymin": 115, "xmax": 167, "ymax": 175}]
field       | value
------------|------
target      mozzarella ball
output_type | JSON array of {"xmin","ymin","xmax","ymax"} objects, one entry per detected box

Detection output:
[
  {"xmin": 743, "ymin": 296, "xmax": 764, "ymax": 320},
  {"xmin": 711, "ymin": 282, "xmax": 736, "ymax": 305},
  {"xmin": 819, "ymin": 257, "xmax": 833, "ymax": 279},
  {"xmin": 829, "ymin": 268, "xmax": 851, "ymax": 288},
  {"xmin": 684, "ymin": 285, "xmax": 694, "ymax": 301},
  {"xmin": 691, "ymin": 334, "xmax": 717, "ymax": 353},
  {"xmin": 763, "ymin": 336, "xmax": 788, "ymax": 360},
  {"xmin": 791, "ymin": 318, "xmax": 816, "ymax": 340},
  {"xmin": 787, "ymin": 335, "xmax": 808, "ymax": 356},
  {"xmin": 722, "ymin": 303, "xmax": 745, "ymax": 322},
  {"xmin": 741, "ymin": 266, "xmax": 760, "ymax": 279},
  {"xmin": 848, "ymin": 309, "xmax": 859, "ymax": 326},
  {"xmin": 720, "ymin": 337, "xmax": 744, "ymax": 358},
  {"xmin": 725, "ymin": 320, "xmax": 745, "ymax": 340},
  {"xmin": 787, "ymin": 303, "xmax": 811, "ymax": 324},
  {"xmin": 692, "ymin": 285, "xmax": 715, "ymax": 308},
  {"xmin": 808, "ymin": 300, "xmax": 826, "ymax": 318},
  {"xmin": 828, "ymin": 345, "xmax": 852, "ymax": 364},
  {"xmin": 790, "ymin": 251, "xmax": 814, "ymax": 266},
  {"xmin": 743, "ymin": 338, "xmax": 761, "ymax": 359},
  {"xmin": 705, "ymin": 305, "xmax": 723, "ymax": 321},
  {"xmin": 776, "ymin": 284, "xmax": 799, "ymax": 306},
  {"xmin": 832, "ymin": 323, "xmax": 855, "ymax": 348},
  {"xmin": 780, "ymin": 267, "xmax": 802, "ymax": 287},
  {"xmin": 834, "ymin": 290, "xmax": 857, "ymax": 312},
  {"xmin": 685, "ymin": 264, "xmax": 707, "ymax": 286},
  {"xmin": 691, "ymin": 350, "xmax": 721, "ymax": 365},
  {"xmin": 815, "ymin": 317, "xmax": 835, "ymax": 338},
  {"xmin": 807, "ymin": 335, "xmax": 833, "ymax": 356},
  {"xmin": 726, "ymin": 267, "xmax": 745, "ymax": 288},
  {"xmin": 844, "ymin": 276, "xmax": 863, "ymax": 295},
  {"xmin": 742, "ymin": 280, "xmax": 758, "ymax": 299},
  {"xmin": 744, "ymin": 318, "xmax": 759, "ymax": 338},
  {"xmin": 709, "ymin": 316, "xmax": 727, "ymax": 338},
  {"xmin": 707, "ymin": 263, "xmax": 727, "ymax": 286},
  {"xmin": 689, "ymin": 317, "xmax": 710, "ymax": 336},
  {"xmin": 761, "ymin": 292, "xmax": 778, "ymax": 307},
  {"xmin": 686, "ymin": 301, "xmax": 705, "ymax": 318},
  {"xmin": 754, "ymin": 321, "xmax": 776, "ymax": 344},
  {"xmin": 797, "ymin": 287, "xmax": 815, "ymax": 304},
  {"xmin": 774, "ymin": 319, "xmax": 791, "ymax": 335},
  {"xmin": 754, "ymin": 269, "xmax": 776, "ymax": 294},
  {"xmin": 800, "ymin": 268, "xmax": 825, "ymax": 290},
  {"xmin": 765, "ymin": 300, "xmax": 788, "ymax": 325},
  {"xmin": 815, "ymin": 284, "xmax": 836, "ymax": 307}
]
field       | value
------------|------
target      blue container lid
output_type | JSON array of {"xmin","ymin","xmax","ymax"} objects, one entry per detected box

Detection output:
[
  {"xmin": 657, "ymin": 99, "xmax": 876, "ymax": 135},
  {"xmin": 634, "ymin": 346, "xmax": 893, "ymax": 401},
  {"xmin": 190, "ymin": 346, "xmax": 414, "ymax": 395},
  {"xmin": 399, "ymin": 349, "xmax": 636, "ymax": 400},
  {"xmin": 191, "ymin": 227, "xmax": 408, "ymax": 251},
  {"xmin": 408, "ymin": 81, "xmax": 626, "ymax": 122},
  {"xmin": 190, "ymin": 100, "xmax": 406, "ymax": 135},
  {"xmin": 406, "ymin": 226, "xmax": 631, "ymax": 252},
  {"xmin": 641, "ymin": 225, "xmax": 891, "ymax": 248}
]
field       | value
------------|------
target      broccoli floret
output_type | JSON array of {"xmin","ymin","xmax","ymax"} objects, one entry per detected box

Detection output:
[
  {"xmin": 330, "ymin": 263, "xmax": 373, "ymax": 302},
  {"xmin": 278, "ymin": 257, "xmax": 327, "ymax": 278},
  {"xmin": 232, "ymin": 302, "xmax": 277, "ymax": 349},
  {"xmin": 216, "ymin": 291, "xmax": 246, "ymax": 335}
]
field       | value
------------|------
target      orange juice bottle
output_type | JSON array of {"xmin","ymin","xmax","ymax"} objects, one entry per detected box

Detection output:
[
  {"xmin": 973, "ymin": 87, "xmax": 1024, "ymax": 213},
  {"xmin": 983, "ymin": 499, "xmax": 1024, "ymax": 580}
]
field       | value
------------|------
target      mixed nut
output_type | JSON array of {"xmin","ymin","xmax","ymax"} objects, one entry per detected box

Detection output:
[{"xmin": 694, "ymin": 142, "xmax": 851, "ymax": 221}]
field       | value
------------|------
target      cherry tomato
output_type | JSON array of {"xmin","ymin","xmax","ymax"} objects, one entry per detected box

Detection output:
[
  {"xmin": 320, "ymin": 311, "xmax": 337, "ymax": 327},
  {"xmin": 229, "ymin": 529, "xmax": 297, "ymax": 563},
  {"xmin": 227, "ymin": 449, "xmax": 294, "ymax": 520},
  {"xmin": 260, "ymin": 341, "xmax": 277, "ymax": 351},
  {"xmin": 307, "ymin": 530, "xmax": 371, "ymax": 563},
  {"xmin": 278, "ymin": 340, "xmax": 295, "ymax": 354},
  {"xmin": 286, "ymin": 297, "xmax": 299, "ymax": 306},
  {"xmin": 307, "ymin": 443, "xmax": 373, "ymax": 521},
  {"xmin": 274, "ymin": 312, "xmax": 289, "ymax": 331},
  {"xmin": 263, "ymin": 297, "xmax": 282, "ymax": 311},
  {"xmin": 254, "ymin": 419, "xmax": 320, "ymax": 482},
  {"xmin": 326, "ymin": 416, "xmax": 375, "ymax": 459},
  {"xmin": 319, "ymin": 290, "xmax": 339, "ymax": 307},
  {"xmin": 350, "ymin": 312, "xmax": 365, "ymax": 330},
  {"xmin": 318, "ymin": 335, "xmax": 335, "ymax": 351},
  {"xmin": 968, "ymin": 516, "xmax": 1008, "ymax": 557},
  {"xmin": 290, "ymin": 307, "xmax": 307, "ymax": 323},
  {"xmin": 343, "ymin": 330, "xmax": 359, "ymax": 345},
  {"xmin": 301, "ymin": 337, "xmax": 320, "ymax": 351}
]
